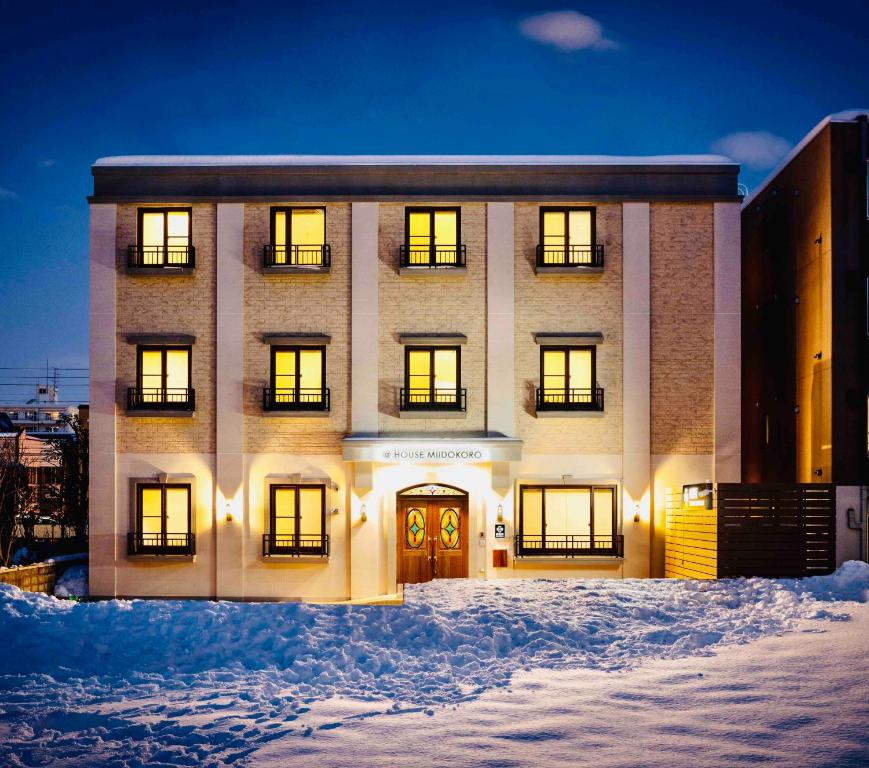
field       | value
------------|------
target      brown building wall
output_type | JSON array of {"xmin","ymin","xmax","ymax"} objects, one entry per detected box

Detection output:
[
  {"xmin": 377, "ymin": 202, "xmax": 487, "ymax": 432},
  {"xmin": 242, "ymin": 203, "xmax": 351, "ymax": 454},
  {"xmin": 650, "ymin": 203, "xmax": 715, "ymax": 454},
  {"xmin": 116, "ymin": 203, "xmax": 216, "ymax": 453},
  {"xmin": 513, "ymin": 203, "xmax": 624, "ymax": 454}
]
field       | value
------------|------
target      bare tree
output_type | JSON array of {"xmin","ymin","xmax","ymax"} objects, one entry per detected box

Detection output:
[
  {"xmin": 45, "ymin": 414, "xmax": 88, "ymax": 542},
  {"xmin": 0, "ymin": 434, "xmax": 36, "ymax": 567}
]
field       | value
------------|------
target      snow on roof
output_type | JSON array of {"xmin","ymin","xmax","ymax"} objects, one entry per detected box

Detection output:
[
  {"xmin": 94, "ymin": 154, "xmax": 735, "ymax": 168},
  {"xmin": 742, "ymin": 109, "xmax": 869, "ymax": 209}
]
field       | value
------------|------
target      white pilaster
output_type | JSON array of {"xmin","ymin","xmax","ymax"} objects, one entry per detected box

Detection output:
[
  {"xmin": 88, "ymin": 204, "xmax": 118, "ymax": 597},
  {"xmin": 351, "ymin": 202, "xmax": 380, "ymax": 435},
  {"xmin": 486, "ymin": 202, "xmax": 515, "ymax": 437},
  {"xmin": 714, "ymin": 202, "xmax": 741, "ymax": 483},
  {"xmin": 622, "ymin": 203, "xmax": 652, "ymax": 578},
  {"xmin": 215, "ymin": 203, "xmax": 246, "ymax": 599}
]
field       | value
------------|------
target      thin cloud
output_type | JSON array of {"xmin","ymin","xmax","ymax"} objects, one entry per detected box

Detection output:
[
  {"xmin": 711, "ymin": 131, "xmax": 792, "ymax": 171},
  {"xmin": 38, "ymin": 159, "xmax": 55, "ymax": 168},
  {"xmin": 519, "ymin": 10, "xmax": 618, "ymax": 52},
  {"xmin": 0, "ymin": 186, "xmax": 17, "ymax": 200}
]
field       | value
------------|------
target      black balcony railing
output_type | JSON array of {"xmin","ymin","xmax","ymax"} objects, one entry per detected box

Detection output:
[
  {"xmin": 126, "ymin": 387, "xmax": 195, "ymax": 411},
  {"xmin": 127, "ymin": 532, "xmax": 196, "ymax": 556},
  {"xmin": 514, "ymin": 534, "xmax": 623, "ymax": 558},
  {"xmin": 400, "ymin": 387, "xmax": 467, "ymax": 411},
  {"xmin": 399, "ymin": 244, "xmax": 466, "ymax": 268},
  {"xmin": 128, "ymin": 245, "xmax": 195, "ymax": 269},
  {"xmin": 263, "ymin": 244, "xmax": 331, "ymax": 268},
  {"xmin": 535, "ymin": 244, "xmax": 604, "ymax": 269},
  {"xmin": 262, "ymin": 387, "xmax": 330, "ymax": 412},
  {"xmin": 262, "ymin": 533, "xmax": 330, "ymax": 557},
  {"xmin": 536, "ymin": 386, "xmax": 604, "ymax": 412}
]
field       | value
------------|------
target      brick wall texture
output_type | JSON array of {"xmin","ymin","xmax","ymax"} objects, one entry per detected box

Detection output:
[
  {"xmin": 111, "ymin": 201, "xmax": 716, "ymax": 458},
  {"xmin": 650, "ymin": 203, "xmax": 715, "ymax": 454}
]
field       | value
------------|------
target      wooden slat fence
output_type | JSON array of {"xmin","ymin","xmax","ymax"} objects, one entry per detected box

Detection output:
[
  {"xmin": 716, "ymin": 484, "xmax": 836, "ymax": 578},
  {"xmin": 665, "ymin": 484, "xmax": 837, "ymax": 579}
]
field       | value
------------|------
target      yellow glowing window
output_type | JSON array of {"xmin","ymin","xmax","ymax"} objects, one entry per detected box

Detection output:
[
  {"xmin": 405, "ymin": 346, "xmax": 460, "ymax": 405},
  {"xmin": 137, "ymin": 483, "xmax": 191, "ymax": 539},
  {"xmin": 270, "ymin": 484, "xmax": 326, "ymax": 552},
  {"xmin": 138, "ymin": 346, "xmax": 191, "ymax": 403},
  {"xmin": 405, "ymin": 208, "xmax": 460, "ymax": 265},
  {"xmin": 542, "ymin": 209, "xmax": 593, "ymax": 247},
  {"xmin": 541, "ymin": 347, "xmax": 594, "ymax": 403},
  {"xmin": 139, "ymin": 209, "xmax": 190, "ymax": 264},
  {"xmin": 519, "ymin": 485, "xmax": 617, "ymax": 552},
  {"xmin": 271, "ymin": 346, "xmax": 325, "ymax": 404},
  {"xmin": 271, "ymin": 208, "xmax": 326, "ymax": 265}
]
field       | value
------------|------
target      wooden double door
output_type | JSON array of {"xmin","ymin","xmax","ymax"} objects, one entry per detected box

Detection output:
[{"xmin": 397, "ymin": 497, "xmax": 469, "ymax": 584}]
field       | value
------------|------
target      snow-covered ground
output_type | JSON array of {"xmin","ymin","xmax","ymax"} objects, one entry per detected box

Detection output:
[{"xmin": 1, "ymin": 564, "xmax": 867, "ymax": 767}]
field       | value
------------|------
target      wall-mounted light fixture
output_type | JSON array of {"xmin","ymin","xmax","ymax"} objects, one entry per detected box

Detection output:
[
  {"xmin": 496, "ymin": 504, "xmax": 504, "ymax": 523},
  {"xmin": 225, "ymin": 500, "xmax": 233, "ymax": 523},
  {"xmin": 359, "ymin": 504, "xmax": 368, "ymax": 523}
]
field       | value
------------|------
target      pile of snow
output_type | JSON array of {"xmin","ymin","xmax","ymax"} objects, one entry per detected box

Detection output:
[
  {"xmin": 53, "ymin": 565, "xmax": 88, "ymax": 598},
  {"xmin": 0, "ymin": 563, "xmax": 866, "ymax": 766}
]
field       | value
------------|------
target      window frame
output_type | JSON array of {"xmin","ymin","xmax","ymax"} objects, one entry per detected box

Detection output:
[
  {"xmin": 538, "ymin": 206, "xmax": 598, "ymax": 267},
  {"xmin": 136, "ymin": 207, "xmax": 193, "ymax": 249},
  {"xmin": 517, "ymin": 484, "xmax": 619, "ymax": 556},
  {"xmin": 403, "ymin": 206, "xmax": 462, "ymax": 266},
  {"xmin": 135, "ymin": 345, "xmax": 192, "ymax": 405},
  {"xmin": 539, "ymin": 345, "xmax": 597, "ymax": 404},
  {"xmin": 133, "ymin": 482, "xmax": 193, "ymax": 554},
  {"xmin": 403, "ymin": 345, "xmax": 462, "ymax": 408},
  {"xmin": 267, "ymin": 483, "xmax": 328, "ymax": 556},
  {"xmin": 269, "ymin": 345, "xmax": 327, "ymax": 408},
  {"xmin": 269, "ymin": 206, "xmax": 327, "ymax": 247}
]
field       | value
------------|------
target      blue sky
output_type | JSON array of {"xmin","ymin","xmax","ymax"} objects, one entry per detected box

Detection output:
[{"xmin": 0, "ymin": 0, "xmax": 866, "ymax": 402}]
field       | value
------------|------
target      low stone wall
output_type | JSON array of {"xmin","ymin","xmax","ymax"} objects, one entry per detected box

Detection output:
[{"xmin": 0, "ymin": 554, "xmax": 87, "ymax": 595}]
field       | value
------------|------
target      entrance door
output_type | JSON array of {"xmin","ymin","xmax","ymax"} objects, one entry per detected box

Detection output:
[{"xmin": 397, "ymin": 497, "xmax": 469, "ymax": 584}]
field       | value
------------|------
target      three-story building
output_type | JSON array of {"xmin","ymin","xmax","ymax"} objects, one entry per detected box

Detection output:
[{"xmin": 88, "ymin": 155, "xmax": 741, "ymax": 599}]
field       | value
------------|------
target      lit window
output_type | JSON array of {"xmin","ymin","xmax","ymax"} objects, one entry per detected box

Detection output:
[
  {"xmin": 539, "ymin": 208, "xmax": 597, "ymax": 266},
  {"xmin": 266, "ymin": 484, "xmax": 327, "ymax": 556},
  {"xmin": 403, "ymin": 346, "xmax": 463, "ymax": 409},
  {"xmin": 404, "ymin": 208, "xmax": 462, "ymax": 266},
  {"xmin": 131, "ymin": 483, "xmax": 193, "ymax": 554},
  {"xmin": 538, "ymin": 346, "xmax": 602, "ymax": 410},
  {"xmin": 270, "ymin": 208, "xmax": 326, "ymax": 266},
  {"xmin": 133, "ymin": 346, "xmax": 192, "ymax": 409},
  {"xmin": 267, "ymin": 346, "xmax": 327, "ymax": 410},
  {"xmin": 517, "ymin": 485, "xmax": 618, "ymax": 556},
  {"xmin": 137, "ymin": 209, "xmax": 191, "ymax": 266}
]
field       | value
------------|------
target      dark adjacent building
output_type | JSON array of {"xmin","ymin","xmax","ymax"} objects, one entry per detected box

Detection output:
[{"xmin": 742, "ymin": 111, "xmax": 869, "ymax": 484}]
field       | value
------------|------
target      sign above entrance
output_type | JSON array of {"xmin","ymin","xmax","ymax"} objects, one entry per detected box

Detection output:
[{"xmin": 342, "ymin": 436, "xmax": 523, "ymax": 464}]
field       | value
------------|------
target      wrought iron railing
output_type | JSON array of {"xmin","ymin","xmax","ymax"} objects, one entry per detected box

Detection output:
[
  {"xmin": 128, "ymin": 245, "xmax": 195, "ymax": 269},
  {"xmin": 262, "ymin": 387, "xmax": 330, "ymax": 412},
  {"xmin": 399, "ymin": 244, "xmax": 466, "ymax": 268},
  {"xmin": 514, "ymin": 534, "xmax": 623, "ymax": 558},
  {"xmin": 399, "ymin": 387, "xmax": 467, "ymax": 411},
  {"xmin": 535, "ymin": 244, "xmax": 604, "ymax": 268},
  {"xmin": 126, "ymin": 387, "xmax": 195, "ymax": 411},
  {"xmin": 263, "ymin": 244, "xmax": 331, "ymax": 268},
  {"xmin": 536, "ymin": 386, "xmax": 604, "ymax": 412},
  {"xmin": 262, "ymin": 533, "xmax": 330, "ymax": 557},
  {"xmin": 127, "ymin": 532, "xmax": 196, "ymax": 556}
]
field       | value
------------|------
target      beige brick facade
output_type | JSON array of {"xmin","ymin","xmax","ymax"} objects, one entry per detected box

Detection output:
[
  {"xmin": 116, "ymin": 203, "xmax": 216, "ymax": 454},
  {"xmin": 377, "ymin": 203, "xmax": 487, "ymax": 432},
  {"xmin": 242, "ymin": 203, "xmax": 351, "ymax": 454},
  {"xmin": 650, "ymin": 203, "xmax": 715, "ymax": 454},
  {"xmin": 514, "ymin": 203, "xmax": 624, "ymax": 454}
]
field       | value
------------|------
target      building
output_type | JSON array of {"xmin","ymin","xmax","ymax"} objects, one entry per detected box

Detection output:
[
  {"xmin": 88, "ymin": 154, "xmax": 741, "ymax": 600},
  {"xmin": 1, "ymin": 384, "xmax": 78, "ymax": 437},
  {"xmin": 742, "ymin": 111, "xmax": 869, "ymax": 486}
]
